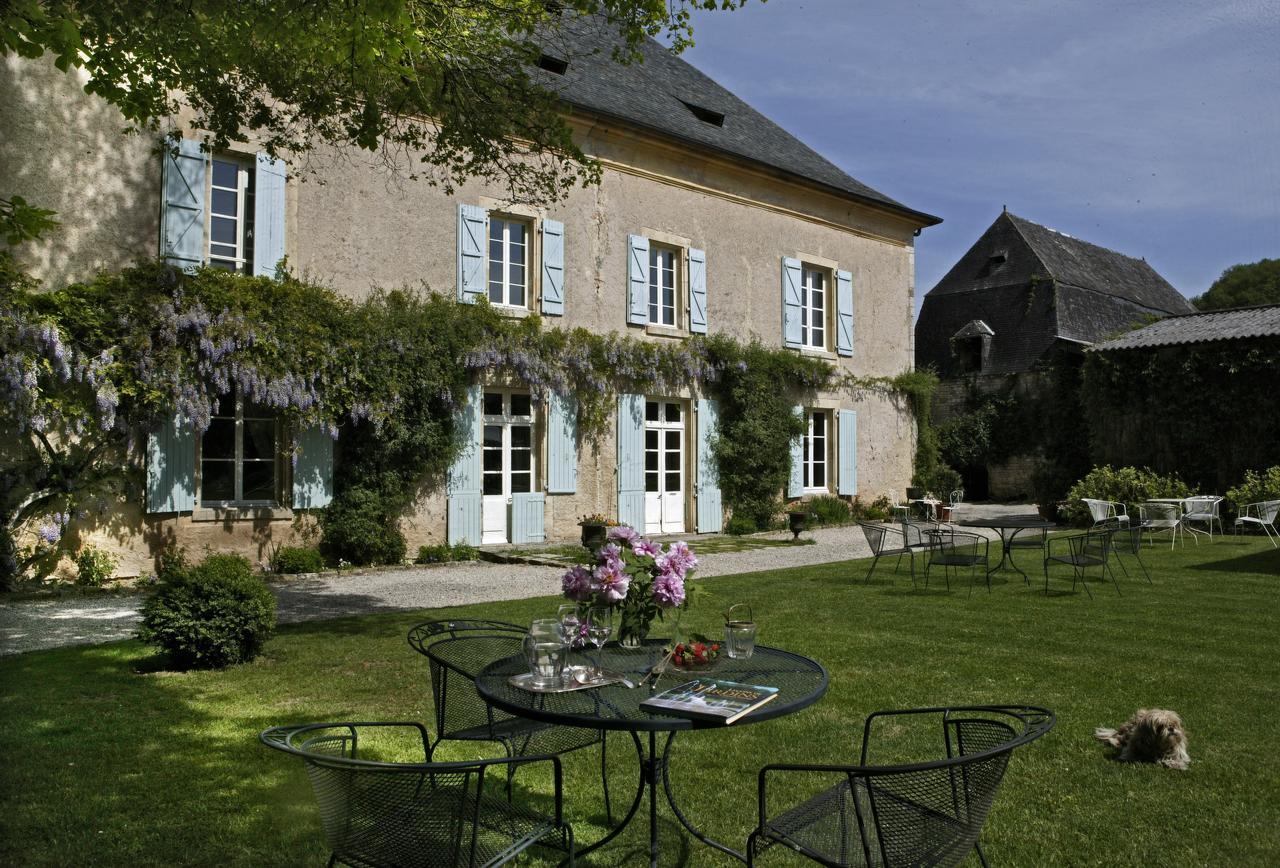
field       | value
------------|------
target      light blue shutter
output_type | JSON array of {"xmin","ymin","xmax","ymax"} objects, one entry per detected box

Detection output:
[
  {"xmin": 540, "ymin": 219, "xmax": 565, "ymax": 316},
  {"xmin": 838, "ymin": 409, "xmax": 857, "ymax": 496},
  {"xmin": 547, "ymin": 393, "xmax": 578, "ymax": 494},
  {"xmin": 447, "ymin": 385, "xmax": 483, "ymax": 544},
  {"xmin": 782, "ymin": 257, "xmax": 803, "ymax": 348},
  {"xmin": 161, "ymin": 138, "xmax": 206, "ymax": 270},
  {"xmin": 293, "ymin": 425, "xmax": 333, "ymax": 509},
  {"xmin": 689, "ymin": 247, "xmax": 708, "ymax": 334},
  {"xmin": 617, "ymin": 394, "xmax": 646, "ymax": 528},
  {"xmin": 146, "ymin": 414, "xmax": 196, "ymax": 513},
  {"xmin": 696, "ymin": 399, "xmax": 723, "ymax": 532},
  {"xmin": 253, "ymin": 153, "xmax": 287, "ymax": 277},
  {"xmin": 627, "ymin": 234, "xmax": 649, "ymax": 325},
  {"xmin": 457, "ymin": 204, "xmax": 488, "ymax": 304},
  {"xmin": 836, "ymin": 269, "xmax": 854, "ymax": 357},
  {"xmin": 511, "ymin": 493, "xmax": 546, "ymax": 543},
  {"xmin": 787, "ymin": 405, "xmax": 804, "ymax": 499}
]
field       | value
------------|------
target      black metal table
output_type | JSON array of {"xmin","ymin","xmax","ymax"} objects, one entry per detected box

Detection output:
[
  {"xmin": 475, "ymin": 641, "xmax": 828, "ymax": 866},
  {"xmin": 959, "ymin": 517, "xmax": 1055, "ymax": 582}
]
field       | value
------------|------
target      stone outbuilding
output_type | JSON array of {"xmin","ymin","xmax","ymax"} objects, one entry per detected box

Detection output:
[{"xmin": 914, "ymin": 210, "xmax": 1193, "ymax": 498}]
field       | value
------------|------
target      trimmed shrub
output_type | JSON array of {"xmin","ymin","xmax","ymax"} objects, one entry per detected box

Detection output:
[
  {"xmin": 75, "ymin": 547, "xmax": 117, "ymax": 587},
  {"xmin": 849, "ymin": 494, "xmax": 891, "ymax": 522},
  {"xmin": 805, "ymin": 495, "xmax": 851, "ymax": 526},
  {"xmin": 271, "ymin": 546, "xmax": 325, "ymax": 574},
  {"xmin": 138, "ymin": 553, "xmax": 276, "ymax": 669},
  {"xmin": 1227, "ymin": 466, "xmax": 1280, "ymax": 510},
  {"xmin": 725, "ymin": 515, "xmax": 757, "ymax": 536},
  {"xmin": 416, "ymin": 542, "xmax": 482, "ymax": 564},
  {"xmin": 319, "ymin": 487, "xmax": 407, "ymax": 566},
  {"xmin": 1063, "ymin": 465, "xmax": 1191, "ymax": 527}
]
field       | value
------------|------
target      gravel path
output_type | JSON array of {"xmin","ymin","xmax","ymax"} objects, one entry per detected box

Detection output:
[{"xmin": 0, "ymin": 505, "xmax": 1033, "ymax": 656}]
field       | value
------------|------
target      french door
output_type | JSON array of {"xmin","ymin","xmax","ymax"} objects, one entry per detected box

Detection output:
[
  {"xmin": 644, "ymin": 400, "xmax": 685, "ymax": 534},
  {"xmin": 481, "ymin": 391, "xmax": 534, "ymax": 545}
]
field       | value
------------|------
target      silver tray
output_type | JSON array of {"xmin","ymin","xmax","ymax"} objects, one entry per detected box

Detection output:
[{"xmin": 508, "ymin": 666, "xmax": 629, "ymax": 693}]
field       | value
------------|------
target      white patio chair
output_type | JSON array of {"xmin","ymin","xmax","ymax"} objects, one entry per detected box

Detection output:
[
  {"xmin": 1183, "ymin": 496, "xmax": 1224, "ymax": 542},
  {"xmin": 1082, "ymin": 498, "xmax": 1130, "ymax": 528},
  {"xmin": 1139, "ymin": 501, "xmax": 1182, "ymax": 549},
  {"xmin": 1234, "ymin": 499, "xmax": 1280, "ymax": 548}
]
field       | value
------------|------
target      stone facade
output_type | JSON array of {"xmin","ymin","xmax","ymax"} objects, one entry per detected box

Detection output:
[{"xmin": 2, "ymin": 54, "xmax": 934, "ymax": 575}]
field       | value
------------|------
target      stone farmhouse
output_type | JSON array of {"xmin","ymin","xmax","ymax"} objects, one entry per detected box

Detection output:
[{"xmin": 1, "ymin": 16, "xmax": 940, "ymax": 572}]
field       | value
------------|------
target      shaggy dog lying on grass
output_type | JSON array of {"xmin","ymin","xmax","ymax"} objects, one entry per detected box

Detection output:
[{"xmin": 1095, "ymin": 708, "xmax": 1190, "ymax": 770}]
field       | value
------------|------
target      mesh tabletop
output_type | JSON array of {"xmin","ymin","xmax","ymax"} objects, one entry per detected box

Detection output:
[{"xmin": 476, "ymin": 641, "xmax": 827, "ymax": 732}]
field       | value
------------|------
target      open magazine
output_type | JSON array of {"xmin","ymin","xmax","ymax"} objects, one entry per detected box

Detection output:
[{"xmin": 640, "ymin": 678, "xmax": 779, "ymax": 725}]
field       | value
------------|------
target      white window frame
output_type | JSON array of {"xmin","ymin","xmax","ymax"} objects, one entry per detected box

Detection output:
[
  {"xmin": 803, "ymin": 409, "xmax": 829, "ymax": 492},
  {"xmin": 801, "ymin": 265, "xmax": 829, "ymax": 350},
  {"xmin": 198, "ymin": 392, "xmax": 280, "ymax": 507},
  {"xmin": 487, "ymin": 215, "xmax": 531, "ymax": 309},
  {"xmin": 481, "ymin": 390, "xmax": 538, "ymax": 498},
  {"xmin": 207, "ymin": 155, "xmax": 254, "ymax": 273},
  {"xmin": 648, "ymin": 243, "xmax": 680, "ymax": 328}
]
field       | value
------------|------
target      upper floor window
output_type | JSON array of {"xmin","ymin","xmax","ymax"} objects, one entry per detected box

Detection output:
[
  {"xmin": 803, "ymin": 409, "xmax": 828, "ymax": 491},
  {"xmin": 200, "ymin": 392, "xmax": 279, "ymax": 505},
  {"xmin": 208, "ymin": 157, "xmax": 255, "ymax": 273},
  {"xmin": 648, "ymin": 245, "xmax": 679, "ymax": 327},
  {"xmin": 801, "ymin": 265, "xmax": 827, "ymax": 350},
  {"xmin": 488, "ymin": 216, "xmax": 529, "ymax": 308}
]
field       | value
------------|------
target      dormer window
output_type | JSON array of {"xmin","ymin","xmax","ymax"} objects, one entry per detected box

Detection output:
[
  {"xmin": 951, "ymin": 320, "xmax": 994, "ymax": 373},
  {"xmin": 679, "ymin": 99, "xmax": 725, "ymax": 127},
  {"xmin": 979, "ymin": 250, "xmax": 1008, "ymax": 278},
  {"xmin": 537, "ymin": 53, "xmax": 568, "ymax": 75}
]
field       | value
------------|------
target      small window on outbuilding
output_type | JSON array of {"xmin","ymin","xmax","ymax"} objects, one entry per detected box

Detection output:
[
  {"xmin": 950, "ymin": 320, "xmax": 995, "ymax": 374},
  {"xmin": 679, "ymin": 99, "xmax": 725, "ymax": 127},
  {"xmin": 978, "ymin": 250, "xmax": 1008, "ymax": 279}
]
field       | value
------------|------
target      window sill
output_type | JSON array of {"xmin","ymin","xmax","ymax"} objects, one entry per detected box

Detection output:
[
  {"xmin": 644, "ymin": 324, "xmax": 688, "ymax": 340},
  {"xmin": 797, "ymin": 347, "xmax": 838, "ymax": 360},
  {"xmin": 192, "ymin": 505, "xmax": 294, "ymax": 522},
  {"xmin": 493, "ymin": 304, "xmax": 533, "ymax": 319}
]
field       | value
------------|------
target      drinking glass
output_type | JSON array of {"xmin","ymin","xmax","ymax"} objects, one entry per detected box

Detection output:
[
  {"xmin": 585, "ymin": 607, "xmax": 613, "ymax": 679},
  {"xmin": 523, "ymin": 618, "xmax": 569, "ymax": 689},
  {"xmin": 557, "ymin": 604, "xmax": 582, "ymax": 646}
]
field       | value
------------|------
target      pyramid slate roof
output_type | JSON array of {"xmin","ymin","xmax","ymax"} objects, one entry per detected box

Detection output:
[
  {"xmin": 1088, "ymin": 304, "xmax": 1280, "ymax": 351},
  {"xmin": 535, "ymin": 15, "xmax": 940, "ymax": 227}
]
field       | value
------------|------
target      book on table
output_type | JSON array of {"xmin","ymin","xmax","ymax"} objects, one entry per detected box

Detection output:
[{"xmin": 640, "ymin": 678, "xmax": 779, "ymax": 724}]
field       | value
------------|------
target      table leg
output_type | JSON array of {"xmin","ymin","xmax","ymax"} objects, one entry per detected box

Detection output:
[
  {"xmin": 661, "ymin": 731, "xmax": 748, "ymax": 863},
  {"xmin": 567, "ymin": 729, "xmax": 647, "ymax": 864}
]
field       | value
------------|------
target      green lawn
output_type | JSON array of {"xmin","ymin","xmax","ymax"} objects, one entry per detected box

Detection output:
[{"xmin": 2, "ymin": 536, "xmax": 1278, "ymax": 866}]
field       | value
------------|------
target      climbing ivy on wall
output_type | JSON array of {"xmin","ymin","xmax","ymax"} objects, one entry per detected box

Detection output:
[
  {"xmin": 2, "ymin": 261, "xmax": 935, "ymax": 581},
  {"xmin": 1081, "ymin": 339, "xmax": 1280, "ymax": 494}
]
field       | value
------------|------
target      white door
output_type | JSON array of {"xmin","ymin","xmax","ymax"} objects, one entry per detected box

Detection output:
[
  {"xmin": 481, "ymin": 391, "xmax": 535, "ymax": 545},
  {"xmin": 644, "ymin": 400, "xmax": 685, "ymax": 534}
]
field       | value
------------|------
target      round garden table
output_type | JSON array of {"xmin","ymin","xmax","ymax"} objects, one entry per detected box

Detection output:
[
  {"xmin": 959, "ymin": 516, "xmax": 1055, "ymax": 582},
  {"xmin": 475, "ymin": 640, "xmax": 828, "ymax": 866}
]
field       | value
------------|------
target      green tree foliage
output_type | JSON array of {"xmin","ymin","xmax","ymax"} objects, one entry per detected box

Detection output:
[
  {"xmin": 1192, "ymin": 258, "xmax": 1280, "ymax": 311},
  {"xmin": 2, "ymin": 0, "xmax": 753, "ymax": 206}
]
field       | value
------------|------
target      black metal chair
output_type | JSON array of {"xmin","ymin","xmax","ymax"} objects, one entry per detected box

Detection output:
[
  {"xmin": 1006, "ymin": 525, "xmax": 1049, "ymax": 579},
  {"xmin": 1043, "ymin": 528, "xmax": 1119, "ymax": 597},
  {"xmin": 859, "ymin": 521, "xmax": 931, "ymax": 586},
  {"xmin": 1105, "ymin": 520, "xmax": 1152, "ymax": 584},
  {"xmin": 407, "ymin": 619, "xmax": 611, "ymax": 820},
  {"xmin": 923, "ymin": 529, "xmax": 990, "ymax": 594},
  {"xmin": 260, "ymin": 721, "xmax": 574, "ymax": 867},
  {"xmin": 748, "ymin": 705, "xmax": 1055, "ymax": 867}
]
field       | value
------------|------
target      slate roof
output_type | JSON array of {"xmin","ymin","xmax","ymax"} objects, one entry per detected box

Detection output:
[
  {"xmin": 535, "ymin": 15, "xmax": 940, "ymax": 226},
  {"xmin": 1088, "ymin": 305, "xmax": 1280, "ymax": 351},
  {"xmin": 915, "ymin": 211, "xmax": 1194, "ymax": 377}
]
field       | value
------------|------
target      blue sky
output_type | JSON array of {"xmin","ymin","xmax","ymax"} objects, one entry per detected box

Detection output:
[{"xmin": 679, "ymin": 0, "xmax": 1279, "ymax": 313}]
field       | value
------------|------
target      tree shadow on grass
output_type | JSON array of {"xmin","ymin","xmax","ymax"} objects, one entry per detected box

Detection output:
[{"xmin": 1187, "ymin": 547, "xmax": 1280, "ymax": 574}]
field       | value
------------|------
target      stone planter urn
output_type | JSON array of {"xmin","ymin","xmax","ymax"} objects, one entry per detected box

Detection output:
[
  {"xmin": 1036, "ymin": 502, "xmax": 1061, "ymax": 523},
  {"xmin": 906, "ymin": 486, "xmax": 925, "ymax": 501},
  {"xmin": 788, "ymin": 511, "xmax": 812, "ymax": 540},
  {"xmin": 580, "ymin": 522, "xmax": 607, "ymax": 551}
]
